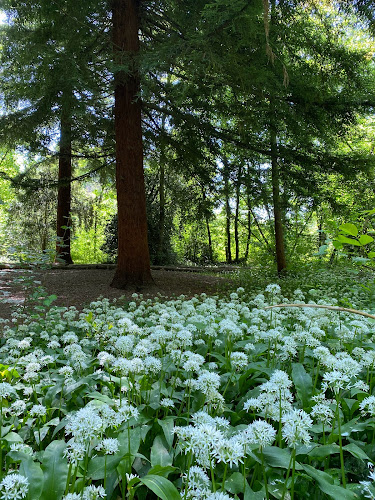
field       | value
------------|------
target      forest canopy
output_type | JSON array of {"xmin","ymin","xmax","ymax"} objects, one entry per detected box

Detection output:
[{"xmin": 0, "ymin": 0, "xmax": 374, "ymax": 282}]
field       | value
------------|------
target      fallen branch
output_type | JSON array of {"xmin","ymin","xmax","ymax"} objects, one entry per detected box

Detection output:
[{"xmin": 264, "ymin": 303, "xmax": 375, "ymax": 321}]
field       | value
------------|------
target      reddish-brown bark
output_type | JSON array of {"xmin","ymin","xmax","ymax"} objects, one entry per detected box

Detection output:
[
  {"xmin": 56, "ymin": 113, "xmax": 73, "ymax": 265},
  {"xmin": 110, "ymin": 0, "xmax": 153, "ymax": 289}
]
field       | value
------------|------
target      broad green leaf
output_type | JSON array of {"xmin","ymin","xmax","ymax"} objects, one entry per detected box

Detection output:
[
  {"xmin": 303, "ymin": 464, "xmax": 358, "ymax": 499},
  {"xmin": 337, "ymin": 234, "xmax": 361, "ymax": 246},
  {"xmin": 87, "ymin": 455, "xmax": 123, "ymax": 480},
  {"xmin": 118, "ymin": 426, "xmax": 141, "ymax": 457},
  {"xmin": 262, "ymin": 446, "xmax": 303, "ymax": 470},
  {"xmin": 244, "ymin": 482, "xmax": 266, "ymax": 500},
  {"xmin": 308, "ymin": 444, "xmax": 340, "ymax": 458},
  {"xmin": 339, "ymin": 223, "xmax": 358, "ymax": 237},
  {"xmin": 140, "ymin": 474, "xmax": 180, "ymax": 500},
  {"xmin": 292, "ymin": 363, "xmax": 313, "ymax": 409},
  {"xmin": 368, "ymin": 251, "xmax": 375, "ymax": 258},
  {"xmin": 3, "ymin": 432, "xmax": 23, "ymax": 444},
  {"xmin": 148, "ymin": 465, "xmax": 176, "ymax": 478},
  {"xmin": 225, "ymin": 471, "xmax": 245, "ymax": 494},
  {"xmin": 332, "ymin": 240, "xmax": 344, "ymax": 250},
  {"xmin": 86, "ymin": 391, "xmax": 114, "ymax": 405},
  {"xmin": 358, "ymin": 234, "xmax": 374, "ymax": 246},
  {"xmin": 151, "ymin": 435, "xmax": 173, "ymax": 467},
  {"xmin": 20, "ymin": 456, "xmax": 44, "ymax": 500},
  {"xmin": 158, "ymin": 417, "xmax": 175, "ymax": 448},
  {"xmin": 344, "ymin": 443, "xmax": 371, "ymax": 461},
  {"xmin": 40, "ymin": 440, "xmax": 68, "ymax": 500}
]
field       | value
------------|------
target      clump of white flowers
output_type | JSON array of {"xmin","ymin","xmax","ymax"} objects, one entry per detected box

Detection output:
[{"xmin": 0, "ymin": 473, "xmax": 28, "ymax": 499}]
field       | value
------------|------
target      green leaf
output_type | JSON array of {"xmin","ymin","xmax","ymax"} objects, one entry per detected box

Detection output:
[
  {"xmin": 87, "ymin": 455, "xmax": 122, "ymax": 480},
  {"xmin": 308, "ymin": 444, "xmax": 340, "ymax": 458},
  {"xmin": 302, "ymin": 464, "xmax": 358, "ymax": 499},
  {"xmin": 20, "ymin": 457, "xmax": 44, "ymax": 500},
  {"xmin": 333, "ymin": 240, "xmax": 344, "ymax": 250},
  {"xmin": 358, "ymin": 234, "xmax": 374, "ymax": 246},
  {"xmin": 151, "ymin": 435, "xmax": 173, "ymax": 467},
  {"xmin": 344, "ymin": 442, "xmax": 371, "ymax": 461},
  {"xmin": 292, "ymin": 363, "xmax": 313, "ymax": 409},
  {"xmin": 368, "ymin": 251, "xmax": 375, "ymax": 259},
  {"xmin": 3, "ymin": 432, "xmax": 23, "ymax": 444},
  {"xmin": 339, "ymin": 223, "xmax": 358, "ymax": 237},
  {"xmin": 140, "ymin": 474, "xmax": 180, "ymax": 500},
  {"xmin": 40, "ymin": 440, "xmax": 68, "ymax": 500},
  {"xmin": 225, "ymin": 471, "xmax": 245, "ymax": 494},
  {"xmin": 158, "ymin": 418, "xmax": 175, "ymax": 449},
  {"xmin": 244, "ymin": 482, "xmax": 266, "ymax": 500},
  {"xmin": 262, "ymin": 446, "xmax": 303, "ymax": 470},
  {"xmin": 148, "ymin": 465, "xmax": 176, "ymax": 478},
  {"xmin": 337, "ymin": 234, "xmax": 361, "ymax": 246}
]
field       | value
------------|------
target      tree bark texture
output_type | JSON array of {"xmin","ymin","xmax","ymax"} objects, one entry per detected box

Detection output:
[
  {"xmin": 56, "ymin": 112, "xmax": 73, "ymax": 264},
  {"xmin": 270, "ymin": 125, "xmax": 287, "ymax": 273},
  {"xmin": 202, "ymin": 189, "xmax": 213, "ymax": 262},
  {"xmin": 111, "ymin": 0, "xmax": 153, "ymax": 289},
  {"xmin": 234, "ymin": 164, "xmax": 242, "ymax": 262},
  {"xmin": 156, "ymin": 148, "xmax": 166, "ymax": 265},
  {"xmin": 223, "ymin": 159, "xmax": 232, "ymax": 264}
]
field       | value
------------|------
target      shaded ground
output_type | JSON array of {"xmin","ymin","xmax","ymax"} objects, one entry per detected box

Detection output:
[{"xmin": 0, "ymin": 267, "xmax": 236, "ymax": 319}]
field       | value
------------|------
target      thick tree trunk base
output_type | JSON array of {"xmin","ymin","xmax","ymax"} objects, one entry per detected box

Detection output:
[
  {"xmin": 110, "ymin": 269, "xmax": 155, "ymax": 291},
  {"xmin": 55, "ymin": 254, "xmax": 74, "ymax": 265}
]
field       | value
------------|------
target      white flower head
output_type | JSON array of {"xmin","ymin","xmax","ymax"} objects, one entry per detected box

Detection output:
[{"xmin": 0, "ymin": 473, "xmax": 29, "ymax": 499}]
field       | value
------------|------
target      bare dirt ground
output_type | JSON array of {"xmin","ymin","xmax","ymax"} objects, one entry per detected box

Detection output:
[{"xmin": 0, "ymin": 267, "xmax": 236, "ymax": 319}]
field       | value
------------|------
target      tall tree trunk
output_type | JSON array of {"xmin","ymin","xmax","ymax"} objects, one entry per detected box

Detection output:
[
  {"xmin": 270, "ymin": 125, "xmax": 287, "ymax": 273},
  {"xmin": 202, "ymin": 189, "xmax": 213, "ymax": 262},
  {"xmin": 234, "ymin": 164, "xmax": 242, "ymax": 263},
  {"xmin": 111, "ymin": 0, "xmax": 153, "ymax": 289},
  {"xmin": 55, "ymin": 110, "xmax": 73, "ymax": 264},
  {"xmin": 156, "ymin": 144, "xmax": 166, "ymax": 265},
  {"xmin": 244, "ymin": 190, "xmax": 252, "ymax": 262},
  {"xmin": 223, "ymin": 159, "xmax": 232, "ymax": 264}
]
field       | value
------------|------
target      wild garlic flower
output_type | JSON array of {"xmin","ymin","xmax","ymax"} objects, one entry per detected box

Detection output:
[
  {"xmin": 63, "ymin": 441, "xmax": 86, "ymax": 464},
  {"xmin": 65, "ymin": 406, "xmax": 104, "ymax": 443},
  {"xmin": 310, "ymin": 401, "xmax": 334, "ymax": 425},
  {"xmin": 0, "ymin": 473, "xmax": 28, "ymax": 499},
  {"xmin": 29, "ymin": 404, "xmax": 47, "ymax": 417},
  {"xmin": 160, "ymin": 398, "xmax": 174, "ymax": 408},
  {"xmin": 212, "ymin": 437, "xmax": 245, "ymax": 467},
  {"xmin": 265, "ymin": 283, "xmax": 281, "ymax": 295},
  {"xmin": 0, "ymin": 383, "xmax": 15, "ymax": 399},
  {"xmin": 58, "ymin": 365, "xmax": 74, "ymax": 377},
  {"xmin": 9, "ymin": 400, "xmax": 27, "ymax": 416},
  {"xmin": 230, "ymin": 351, "xmax": 248, "ymax": 371},
  {"xmin": 205, "ymin": 492, "xmax": 234, "ymax": 499},
  {"xmin": 183, "ymin": 465, "xmax": 210, "ymax": 490},
  {"xmin": 360, "ymin": 396, "xmax": 375, "ymax": 417},
  {"xmin": 281, "ymin": 409, "xmax": 313, "ymax": 447},
  {"xmin": 183, "ymin": 352, "xmax": 205, "ymax": 373},
  {"xmin": 241, "ymin": 419, "xmax": 276, "ymax": 448},
  {"xmin": 80, "ymin": 485, "xmax": 106, "ymax": 499},
  {"xmin": 322, "ymin": 370, "xmax": 351, "ymax": 394},
  {"xmin": 95, "ymin": 438, "xmax": 119, "ymax": 455}
]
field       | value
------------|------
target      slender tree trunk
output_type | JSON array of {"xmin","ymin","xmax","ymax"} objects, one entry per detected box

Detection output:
[
  {"xmin": 244, "ymin": 190, "xmax": 252, "ymax": 262},
  {"xmin": 234, "ymin": 164, "xmax": 242, "ymax": 263},
  {"xmin": 202, "ymin": 189, "xmax": 213, "ymax": 262},
  {"xmin": 156, "ymin": 149, "xmax": 166, "ymax": 265},
  {"xmin": 223, "ymin": 159, "xmax": 232, "ymax": 264},
  {"xmin": 270, "ymin": 125, "xmax": 287, "ymax": 273},
  {"xmin": 55, "ymin": 110, "xmax": 73, "ymax": 264},
  {"xmin": 111, "ymin": 0, "xmax": 153, "ymax": 289}
]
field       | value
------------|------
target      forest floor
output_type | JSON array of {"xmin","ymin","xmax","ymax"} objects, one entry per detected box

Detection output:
[{"xmin": 0, "ymin": 267, "xmax": 236, "ymax": 319}]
